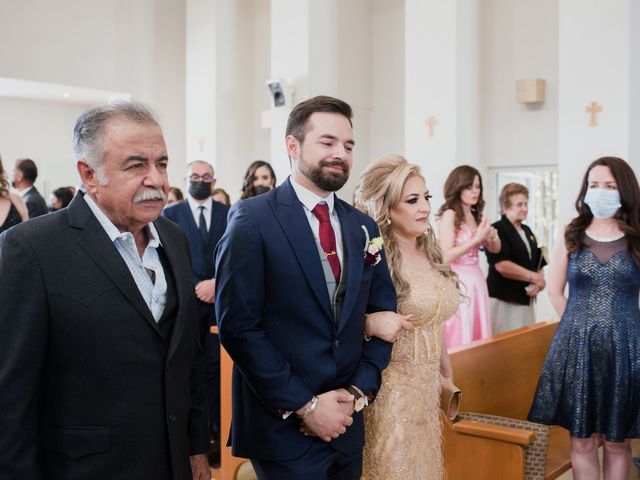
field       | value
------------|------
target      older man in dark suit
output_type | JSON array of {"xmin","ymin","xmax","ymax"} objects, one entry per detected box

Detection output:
[
  {"xmin": 215, "ymin": 96, "xmax": 397, "ymax": 479},
  {"xmin": 0, "ymin": 101, "xmax": 210, "ymax": 480},
  {"xmin": 162, "ymin": 160, "xmax": 229, "ymax": 465},
  {"xmin": 12, "ymin": 158, "xmax": 48, "ymax": 218}
]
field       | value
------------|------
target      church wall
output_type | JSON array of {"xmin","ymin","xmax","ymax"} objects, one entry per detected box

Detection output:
[
  {"xmin": 557, "ymin": 0, "xmax": 631, "ymax": 224},
  {"xmin": 481, "ymin": 0, "xmax": 559, "ymax": 170},
  {"xmin": 0, "ymin": 0, "xmax": 186, "ymax": 192},
  {"xmin": 0, "ymin": 97, "xmax": 87, "ymax": 193},
  {"xmin": 369, "ymin": 0, "xmax": 405, "ymax": 162}
]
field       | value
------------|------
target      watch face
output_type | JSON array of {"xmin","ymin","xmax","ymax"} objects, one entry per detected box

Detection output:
[{"xmin": 354, "ymin": 396, "xmax": 367, "ymax": 412}]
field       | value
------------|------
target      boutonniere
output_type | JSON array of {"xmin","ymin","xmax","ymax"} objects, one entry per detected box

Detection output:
[{"xmin": 362, "ymin": 225, "xmax": 383, "ymax": 266}]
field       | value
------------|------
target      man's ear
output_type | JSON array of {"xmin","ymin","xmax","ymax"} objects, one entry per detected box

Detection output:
[
  {"xmin": 285, "ymin": 135, "xmax": 300, "ymax": 160},
  {"xmin": 77, "ymin": 161, "xmax": 97, "ymax": 193}
]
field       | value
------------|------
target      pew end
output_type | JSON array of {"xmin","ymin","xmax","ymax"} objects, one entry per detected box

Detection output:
[{"xmin": 443, "ymin": 322, "xmax": 572, "ymax": 479}]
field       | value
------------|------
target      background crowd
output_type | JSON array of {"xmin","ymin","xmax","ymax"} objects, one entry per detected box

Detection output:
[{"xmin": 0, "ymin": 97, "xmax": 638, "ymax": 480}]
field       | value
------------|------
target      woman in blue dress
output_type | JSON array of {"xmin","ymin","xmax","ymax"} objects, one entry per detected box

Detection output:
[{"xmin": 529, "ymin": 157, "xmax": 640, "ymax": 479}]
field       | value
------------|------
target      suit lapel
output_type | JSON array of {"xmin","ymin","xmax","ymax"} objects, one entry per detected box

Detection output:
[
  {"xmin": 336, "ymin": 201, "xmax": 365, "ymax": 331},
  {"xmin": 178, "ymin": 201, "xmax": 205, "ymax": 246},
  {"xmin": 205, "ymin": 203, "xmax": 220, "ymax": 250},
  {"xmin": 156, "ymin": 219, "xmax": 189, "ymax": 360},
  {"xmin": 271, "ymin": 180, "xmax": 332, "ymax": 319},
  {"xmin": 69, "ymin": 195, "xmax": 161, "ymax": 336}
]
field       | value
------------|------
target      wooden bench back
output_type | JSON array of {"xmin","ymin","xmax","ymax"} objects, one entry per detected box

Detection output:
[{"xmin": 448, "ymin": 321, "xmax": 558, "ymax": 420}]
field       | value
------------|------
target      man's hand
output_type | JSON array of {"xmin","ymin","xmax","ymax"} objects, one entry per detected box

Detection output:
[
  {"xmin": 195, "ymin": 279, "xmax": 215, "ymax": 304},
  {"xmin": 300, "ymin": 388, "xmax": 355, "ymax": 437},
  {"xmin": 365, "ymin": 311, "xmax": 413, "ymax": 343},
  {"xmin": 298, "ymin": 390, "xmax": 353, "ymax": 442},
  {"xmin": 189, "ymin": 454, "xmax": 211, "ymax": 480},
  {"xmin": 335, "ymin": 387, "xmax": 356, "ymax": 416}
]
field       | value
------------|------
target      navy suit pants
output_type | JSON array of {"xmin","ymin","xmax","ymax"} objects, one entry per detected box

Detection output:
[
  {"xmin": 250, "ymin": 441, "xmax": 362, "ymax": 480},
  {"xmin": 196, "ymin": 300, "xmax": 220, "ymax": 438}
]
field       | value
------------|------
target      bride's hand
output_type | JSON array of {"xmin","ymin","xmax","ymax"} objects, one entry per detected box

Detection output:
[{"xmin": 365, "ymin": 311, "xmax": 413, "ymax": 343}]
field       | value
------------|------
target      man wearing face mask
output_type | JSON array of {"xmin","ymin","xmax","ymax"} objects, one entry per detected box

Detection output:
[{"xmin": 162, "ymin": 160, "xmax": 229, "ymax": 467}]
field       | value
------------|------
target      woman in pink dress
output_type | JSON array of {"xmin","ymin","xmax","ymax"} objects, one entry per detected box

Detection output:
[{"xmin": 438, "ymin": 166, "xmax": 500, "ymax": 348}]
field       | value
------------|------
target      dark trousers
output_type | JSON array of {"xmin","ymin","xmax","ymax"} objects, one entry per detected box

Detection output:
[
  {"xmin": 196, "ymin": 300, "xmax": 220, "ymax": 438},
  {"xmin": 250, "ymin": 441, "xmax": 362, "ymax": 480}
]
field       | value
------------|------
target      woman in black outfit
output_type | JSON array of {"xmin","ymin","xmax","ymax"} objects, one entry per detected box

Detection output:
[
  {"xmin": 0, "ymin": 155, "xmax": 28, "ymax": 233},
  {"xmin": 485, "ymin": 183, "xmax": 546, "ymax": 334}
]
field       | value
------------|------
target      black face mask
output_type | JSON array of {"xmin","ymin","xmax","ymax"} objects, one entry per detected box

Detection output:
[
  {"xmin": 189, "ymin": 181, "xmax": 212, "ymax": 201},
  {"xmin": 251, "ymin": 185, "xmax": 271, "ymax": 197}
]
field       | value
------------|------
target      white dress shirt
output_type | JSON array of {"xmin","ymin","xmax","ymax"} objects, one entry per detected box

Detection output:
[
  {"xmin": 289, "ymin": 176, "xmax": 344, "ymax": 267},
  {"xmin": 18, "ymin": 186, "xmax": 33, "ymax": 197},
  {"xmin": 187, "ymin": 195, "xmax": 212, "ymax": 231},
  {"xmin": 84, "ymin": 194, "xmax": 167, "ymax": 322}
]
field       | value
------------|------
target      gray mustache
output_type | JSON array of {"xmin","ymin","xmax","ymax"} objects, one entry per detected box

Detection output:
[{"xmin": 133, "ymin": 189, "xmax": 167, "ymax": 203}]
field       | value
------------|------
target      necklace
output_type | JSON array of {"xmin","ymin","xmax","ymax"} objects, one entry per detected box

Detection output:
[{"xmin": 585, "ymin": 230, "xmax": 625, "ymax": 243}]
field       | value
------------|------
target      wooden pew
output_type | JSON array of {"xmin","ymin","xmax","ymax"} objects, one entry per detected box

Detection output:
[
  {"xmin": 211, "ymin": 326, "xmax": 248, "ymax": 480},
  {"xmin": 443, "ymin": 322, "xmax": 572, "ymax": 480}
]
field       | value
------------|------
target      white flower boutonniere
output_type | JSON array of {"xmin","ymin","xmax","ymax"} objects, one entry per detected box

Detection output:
[{"xmin": 361, "ymin": 225, "xmax": 383, "ymax": 266}]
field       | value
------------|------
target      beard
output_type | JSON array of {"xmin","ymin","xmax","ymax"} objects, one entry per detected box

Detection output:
[{"xmin": 298, "ymin": 152, "xmax": 350, "ymax": 192}]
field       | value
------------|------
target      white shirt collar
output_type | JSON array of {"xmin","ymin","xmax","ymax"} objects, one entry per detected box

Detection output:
[
  {"xmin": 83, "ymin": 193, "xmax": 162, "ymax": 248},
  {"xmin": 18, "ymin": 186, "xmax": 33, "ymax": 197},
  {"xmin": 187, "ymin": 195, "xmax": 212, "ymax": 213},
  {"xmin": 289, "ymin": 176, "xmax": 335, "ymax": 214}
]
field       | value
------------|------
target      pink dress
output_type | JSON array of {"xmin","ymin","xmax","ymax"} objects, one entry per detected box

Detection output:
[{"xmin": 444, "ymin": 223, "xmax": 491, "ymax": 348}]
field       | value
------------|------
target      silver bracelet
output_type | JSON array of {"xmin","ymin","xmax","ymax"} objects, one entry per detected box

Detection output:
[{"xmin": 298, "ymin": 395, "xmax": 319, "ymax": 419}]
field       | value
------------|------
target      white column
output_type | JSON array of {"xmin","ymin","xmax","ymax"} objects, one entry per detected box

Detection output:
[
  {"xmin": 629, "ymin": 1, "xmax": 640, "ymax": 171},
  {"xmin": 268, "ymin": 0, "xmax": 371, "ymax": 201},
  {"xmin": 404, "ymin": 0, "xmax": 481, "ymax": 211},
  {"xmin": 186, "ymin": 0, "xmax": 217, "ymax": 171},
  {"xmin": 558, "ymin": 0, "xmax": 635, "ymax": 223},
  {"xmin": 268, "ymin": 0, "xmax": 310, "ymax": 183},
  {"xmin": 186, "ymin": 0, "xmax": 261, "ymax": 200}
]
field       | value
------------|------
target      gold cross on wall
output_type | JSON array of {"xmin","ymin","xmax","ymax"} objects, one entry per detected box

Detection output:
[
  {"xmin": 425, "ymin": 116, "xmax": 438, "ymax": 137},
  {"xmin": 585, "ymin": 101, "xmax": 602, "ymax": 127}
]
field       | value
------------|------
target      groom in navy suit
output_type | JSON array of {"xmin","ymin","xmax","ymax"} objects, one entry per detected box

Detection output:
[
  {"xmin": 162, "ymin": 160, "xmax": 229, "ymax": 465},
  {"xmin": 215, "ymin": 96, "xmax": 397, "ymax": 479}
]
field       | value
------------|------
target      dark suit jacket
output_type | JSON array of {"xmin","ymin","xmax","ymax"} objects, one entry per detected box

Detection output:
[
  {"xmin": 215, "ymin": 178, "xmax": 397, "ymax": 461},
  {"xmin": 486, "ymin": 215, "xmax": 547, "ymax": 305},
  {"xmin": 0, "ymin": 194, "xmax": 210, "ymax": 480},
  {"xmin": 162, "ymin": 199, "xmax": 229, "ymax": 284},
  {"xmin": 23, "ymin": 186, "xmax": 48, "ymax": 218}
]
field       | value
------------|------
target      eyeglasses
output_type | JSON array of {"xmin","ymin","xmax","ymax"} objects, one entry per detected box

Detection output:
[{"xmin": 189, "ymin": 174, "xmax": 214, "ymax": 182}]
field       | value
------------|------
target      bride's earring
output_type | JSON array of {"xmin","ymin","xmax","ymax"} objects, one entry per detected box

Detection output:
[{"xmin": 386, "ymin": 216, "xmax": 392, "ymax": 226}]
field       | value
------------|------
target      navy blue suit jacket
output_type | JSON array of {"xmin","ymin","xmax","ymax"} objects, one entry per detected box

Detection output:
[
  {"xmin": 214, "ymin": 179, "xmax": 397, "ymax": 461},
  {"xmin": 162, "ymin": 199, "xmax": 229, "ymax": 284}
]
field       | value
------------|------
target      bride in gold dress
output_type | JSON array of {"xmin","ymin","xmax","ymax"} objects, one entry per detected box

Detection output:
[{"xmin": 357, "ymin": 155, "xmax": 462, "ymax": 480}]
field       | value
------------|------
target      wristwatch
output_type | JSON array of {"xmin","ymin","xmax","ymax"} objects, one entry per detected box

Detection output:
[{"xmin": 346, "ymin": 385, "xmax": 368, "ymax": 412}]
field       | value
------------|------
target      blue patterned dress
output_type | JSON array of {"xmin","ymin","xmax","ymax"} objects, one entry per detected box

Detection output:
[{"xmin": 529, "ymin": 236, "xmax": 640, "ymax": 441}]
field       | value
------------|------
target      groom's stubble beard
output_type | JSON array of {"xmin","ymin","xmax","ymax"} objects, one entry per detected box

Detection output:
[{"xmin": 297, "ymin": 147, "xmax": 350, "ymax": 193}]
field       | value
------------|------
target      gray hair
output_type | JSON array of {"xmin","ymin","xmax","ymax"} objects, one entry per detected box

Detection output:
[{"xmin": 73, "ymin": 100, "xmax": 159, "ymax": 185}]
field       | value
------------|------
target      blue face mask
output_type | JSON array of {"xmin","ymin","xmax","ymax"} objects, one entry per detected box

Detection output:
[{"xmin": 583, "ymin": 188, "xmax": 621, "ymax": 219}]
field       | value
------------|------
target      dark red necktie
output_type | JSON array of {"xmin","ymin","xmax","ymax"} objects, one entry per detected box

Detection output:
[{"xmin": 311, "ymin": 203, "xmax": 341, "ymax": 283}]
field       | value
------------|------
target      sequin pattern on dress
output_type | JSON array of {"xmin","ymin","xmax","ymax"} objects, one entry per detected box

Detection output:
[
  {"xmin": 363, "ymin": 267, "xmax": 461, "ymax": 480},
  {"xmin": 529, "ymin": 238, "xmax": 640, "ymax": 441}
]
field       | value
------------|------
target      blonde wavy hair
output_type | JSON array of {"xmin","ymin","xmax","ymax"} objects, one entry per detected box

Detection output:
[{"xmin": 355, "ymin": 154, "xmax": 460, "ymax": 303}]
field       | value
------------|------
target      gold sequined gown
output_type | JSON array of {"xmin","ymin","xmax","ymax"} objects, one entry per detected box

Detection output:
[{"xmin": 362, "ymin": 267, "xmax": 460, "ymax": 480}]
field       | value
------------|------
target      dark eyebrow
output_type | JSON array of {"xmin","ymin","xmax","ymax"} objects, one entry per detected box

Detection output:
[
  {"xmin": 319, "ymin": 134, "xmax": 355, "ymax": 147},
  {"xmin": 123, "ymin": 155, "xmax": 148, "ymax": 164}
]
